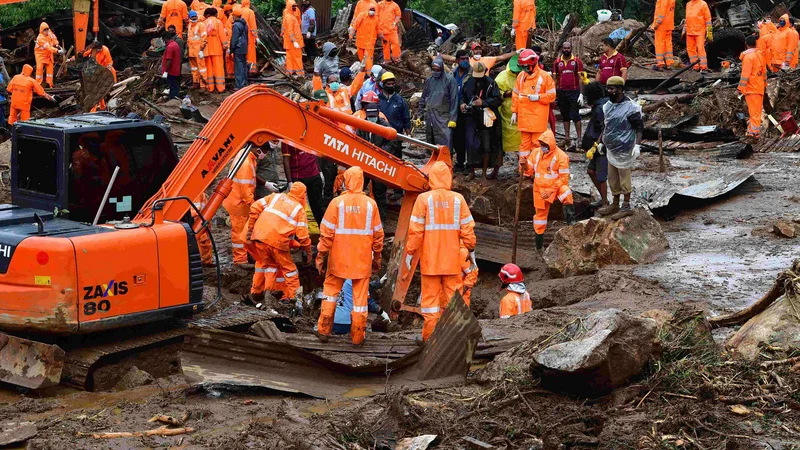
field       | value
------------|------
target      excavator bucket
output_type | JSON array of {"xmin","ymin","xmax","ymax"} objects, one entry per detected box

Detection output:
[{"xmin": 0, "ymin": 333, "xmax": 65, "ymax": 389}]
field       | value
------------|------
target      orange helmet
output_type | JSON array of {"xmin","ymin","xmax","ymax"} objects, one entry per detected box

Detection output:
[
  {"xmin": 499, "ymin": 263, "xmax": 523, "ymax": 284},
  {"xmin": 362, "ymin": 91, "xmax": 380, "ymax": 104},
  {"xmin": 517, "ymin": 49, "xmax": 539, "ymax": 66}
]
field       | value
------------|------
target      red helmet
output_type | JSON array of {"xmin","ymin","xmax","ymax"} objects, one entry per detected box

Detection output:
[
  {"xmin": 518, "ymin": 49, "xmax": 539, "ymax": 67},
  {"xmin": 499, "ymin": 263, "xmax": 523, "ymax": 284},
  {"xmin": 362, "ymin": 91, "xmax": 380, "ymax": 104}
]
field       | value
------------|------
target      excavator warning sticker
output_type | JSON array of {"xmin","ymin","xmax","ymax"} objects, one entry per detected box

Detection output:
[{"xmin": 34, "ymin": 276, "xmax": 51, "ymax": 286}]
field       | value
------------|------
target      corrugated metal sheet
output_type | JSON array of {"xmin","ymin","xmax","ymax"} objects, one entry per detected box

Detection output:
[
  {"xmin": 645, "ymin": 167, "xmax": 759, "ymax": 212},
  {"xmin": 181, "ymin": 294, "xmax": 481, "ymax": 399},
  {"xmin": 310, "ymin": 0, "xmax": 332, "ymax": 34}
]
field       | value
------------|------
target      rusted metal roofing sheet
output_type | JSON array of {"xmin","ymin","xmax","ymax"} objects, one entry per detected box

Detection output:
[
  {"xmin": 181, "ymin": 292, "xmax": 481, "ymax": 399},
  {"xmin": 643, "ymin": 167, "xmax": 759, "ymax": 213}
]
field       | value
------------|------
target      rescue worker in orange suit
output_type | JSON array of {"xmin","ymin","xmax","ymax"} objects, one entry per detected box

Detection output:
[
  {"xmin": 789, "ymin": 17, "xmax": 799, "ymax": 69},
  {"xmin": 191, "ymin": 0, "xmax": 209, "ymax": 15},
  {"xmin": 684, "ymin": 0, "xmax": 712, "ymax": 72},
  {"xmin": 224, "ymin": 5, "xmax": 235, "ymax": 79},
  {"xmin": 650, "ymin": 0, "xmax": 675, "ymax": 70},
  {"xmin": 158, "ymin": 0, "xmax": 189, "ymax": 35},
  {"xmin": 193, "ymin": 192, "xmax": 215, "ymax": 266},
  {"xmin": 511, "ymin": 0, "xmax": 536, "ymax": 50},
  {"xmin": 738, "ymin": 35, "xmax": 766, "ymax": 140},
  {"xmin": 757, "ymin": 19, "xmax": 777, "ymax": 67},
  {"xmin": 210, "ymin": 0, "xmax": 224, "ymax": 17},
  {"xmin": 245, "ymin": 182, "xmax": 312, "ymax": 304},
  {"xmin": 378, "ymin": 0, "xmax": 402, "ymax": 64},
  {"xmin": 349, "ymin": 5, "xmax": 380, "ymax": 71},
  {"xmin": 35, "ymin": 22, "xmax": 61, "ymax": 88},
  {"xmin": 775, "ymin": 14, "xmax": 794, "ymax": 71},
  {"xmin": 405, "ymin": 161, "xmax": 477, "ymax": 341},
  {"xmin": 510, "ymin": 49, "xmax": 556, "ymax": 167},
  {"xmin": 222, "ymin": 147, "xmax": 257, "ymax": 267},
  {"xmin": 203, "ymin": 8, "xmax": 226, "ymax": 92},
  {"xmin": 282, "ymin": 1, "xmax": 305, "ymax": 77},
  {"xmin": 188, "ymin": 11, "xmax": 208, "ymax": 89},
  {"xmin": 241, "ymin": 0, "xmax": 259, "ymax": 73},
  {"xmin": 72, "ymin": 41, "xmax": 116, "ymax": 111},
  {"xmin": 6, "ymin": 64, "xmax": 54, "ymax": 125},
  {"xmin": 459, "ymin": 244, "xmax": 478, "ymax": 307},
  {"xmin": 523, "ymin": 129, "xmax": 574, "ymax": 250},
  {"xmin": 316, "ymin": 166, "xmax": 384, "ymax": 345},
  {"xmin": 498, "ymin": 263, "xmax": 532, "ymax": 319}
]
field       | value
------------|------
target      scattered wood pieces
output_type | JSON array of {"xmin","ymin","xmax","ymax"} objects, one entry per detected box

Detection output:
[
  {"xmin": 78, "ymin": 426, "xmax": 194, "ymax": 439},
  {"xmin": 729, "ymin": 404, "xmax": 752, "ymax": 416},
  {"xmin": 708, "ymin": 277, "xmax": 785, "ymax": 328},
  {"xmin": 761, "ymin": 355, "xmax": 800, "ymax": 369},
  {"xmin": 148, "ymin": 414, "xmax": 182, "ymax": 426}
]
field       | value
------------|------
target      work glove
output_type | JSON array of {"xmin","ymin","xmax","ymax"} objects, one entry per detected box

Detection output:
[
  {"xmin": 706, "ymin": 26, "xmax": 713, "ymax": 42},
  {"xmin": 380, "ymin": 311, "xmax": 391, "ymax": 322},
  {"xmin": 782, "ymin": 62, "xmax": 790, "ymax": 71},
  {"xmin": 265, "ymin": 181, "xmax": 282, "ymax": 193},
  {"xmin": 527, "ymin": 94, "xmax": 540, "ymax": 102},
  {"xmin": 511, "ymin": 112, "xmax": 517, "ymax": 125},
  {"xmin": 315, "ymin": 252, "xmax": 327, "ymax": 275},
  {"xmin": 293, "ymin": 41, "xmax": 300, "ymax": 49},
  {"xmin": 198, "ymin": 50, "xmax": 204, "ymax": 59},
  {"xmin": 468, "ymin": 250, "xmax": 477, "ymax": 272},
  {"xmin": 47, "ymin": 95, "xmax": 56, "ymax": 102},
  {"xmin": 401, "ymin": 253, "xmax": 413, "ymax": 280},
  {"xmin": 58, "ymin": 48, "xmax": 65, "ymax": 55},
  {"xmin": 306, "ymin": 32, "xmax": 311, "ymax": 39},
  {"xmin": 257, "ymin": 37, "xmax": 262, "ymax": 45},
  {"xmin": 578, "ymin": 94, "xmax": 585, "ymax": 107},
  {"xmin": 350, "ymin": 60, "xmax": 363, "ymax": 74},
  {"xmin": 597, "ymin": 143, "xmax": 605, "ymax": 156},
  {"xmin": 372, "ymin": 256, "xmax": 381, "ymax": 274},
  {"xmin": 541, "ymin": 189, "xmax": 555, "ymax": 201},
  {"xmin": 632, "ymin": 144, "xmax": 641, "ymax": 158},
  {"xmin": 447, "ymin": 120, "xmax": 457, "ymax": 128},
  {"xmin": 586, "ymin": 142, "xmax": 598, "ymax": 160},
  {"xmin": 510, "ymin": 27, "xmax": 516, "ymax": 37},
  {"xmin": 162, "ymin": 71, "xmax": 168, "ymax": 79}
]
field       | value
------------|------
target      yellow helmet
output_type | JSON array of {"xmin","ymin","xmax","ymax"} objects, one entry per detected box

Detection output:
[{"xmin": 381, "ymin": 71, "xmax": 396, "ymax": 82}]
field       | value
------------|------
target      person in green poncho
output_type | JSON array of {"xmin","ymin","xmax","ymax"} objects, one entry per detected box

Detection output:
[{"xmin": 494, "ymin": 55, "xmax": 523, "ymax": 156}]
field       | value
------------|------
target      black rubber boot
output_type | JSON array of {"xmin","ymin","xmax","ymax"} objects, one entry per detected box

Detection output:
[
  {"xmin": 535, "ymin": 233, "xmax": 544, "ymax": 250},
  {"xmin": 564, "ymin": 204, "xmax": 576, "ymax": 225}
]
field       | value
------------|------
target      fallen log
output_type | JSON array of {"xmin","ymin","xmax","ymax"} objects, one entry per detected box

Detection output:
[
  {"xmin": 147, "ymin": 415, "xmax": 183, "ymax": 427},
  {"xmin": 708, "ymin": 266, "xmax": 793, "ymax": 328},
  {"xmin": 78, "ymin": 426, "xmax": 194, "ymax": 439}
]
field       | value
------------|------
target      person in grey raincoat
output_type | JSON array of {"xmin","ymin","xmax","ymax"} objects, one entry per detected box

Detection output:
[
  {"xmin": 313, "ymin": 42, "xmax": 340, "ymax": 88},
  {"xmin": 418, "ymin": 56, "xmax": 458, "ymax": 149}
]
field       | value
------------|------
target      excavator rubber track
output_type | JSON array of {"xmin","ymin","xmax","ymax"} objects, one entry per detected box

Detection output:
[{"xmin": 63, "ymin": 305, "xmax": 275, "ymax": 390}]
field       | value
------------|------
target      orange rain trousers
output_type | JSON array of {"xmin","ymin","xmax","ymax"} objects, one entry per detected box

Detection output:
[
  {"xmin": 189, "ymin": 56, "xmax": 207, "ymax": 87},
  {"xmin": 8, "ymin": 107, "xmax": 30, "ymax": 125},
  {"xmin": 654, "ymin": 28, "xmax": 674, "ymax": 67},
  {"xmin": 420, "ymin": 274, "xmax": 463, "ymax": 341},
  {"xmin": 229, "ymin": 214, "xmax": 248, "ymax": 264},
  {"xmin": 686, "ymin": 34, "xmax": 708, "ymax": 70},
  {"xmin": 252, "ymin": 242, "xmax": 300, "ymax": 298},
  {"xmin": 286, "ymin": 47, "xmax": 304, "ymax": 75},
  {"xmin": 358, "ymin": 47, "xmax": 374, "ymax": 71},
  {"xmin": 533, "ymin": 185, "xmax": 573, "ymax": 234},
  {"xmin": 205, "ymin": 55, "xmax": 225, "ymax": 92},
  {"xmin": 382, "ymin": 34, "xmax": 400, "ymax": 62},
  {"xmin": 318, "ymin": 274, "xmax": 370, "ymax": 344},
  {"xmin": 745, "ymin": 94, "xmax": 763, "ymax": 137},
  {"xmin": 519, "ymin": 131, "xmax": 542, "ymax": 164}
]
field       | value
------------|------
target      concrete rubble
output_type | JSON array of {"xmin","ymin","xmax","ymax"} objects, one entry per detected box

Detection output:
[{"xmin": 543, "ymin": 208, "xmax": 669, "ymax": 277}]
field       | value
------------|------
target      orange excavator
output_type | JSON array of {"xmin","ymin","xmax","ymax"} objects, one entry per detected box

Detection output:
[
  {"xmin": 0, "ymin": 85, "xmax": 449, "ymax": 390},
  {"xmin": 0, "ymin": 0, "xmax": 99, "ymax": 53}
]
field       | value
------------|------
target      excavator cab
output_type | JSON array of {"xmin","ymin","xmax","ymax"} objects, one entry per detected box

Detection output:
[{"xmin": 11, "ymin": 113, "xmax": 178, "ymax": 223}]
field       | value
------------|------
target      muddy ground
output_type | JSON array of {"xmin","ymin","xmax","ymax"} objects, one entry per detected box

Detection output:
[{"xmin": 0, "ymin": 91, "xmax": 799, "ymax": 448}]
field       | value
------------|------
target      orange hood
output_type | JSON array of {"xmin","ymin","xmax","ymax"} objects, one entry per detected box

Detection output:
[
  {"xmin": 780, "ymin": 14, "xmax": 791, "ymax": 29},
  {"xmin": 537, "ymin": 129, "xmax": 560, "ymax": 153},
  {"xmin": 242, "ymin": 0, "xmax": 251, "ymax": 7},
  {"xmin": 22, "ymin": 64, "xmax": 33, "ymax": 77},
  {"xmin": 233, "ymin": 5, "xmax": 242, "ymax": 16},
  {"xmin": 212, "ymin": 0, "xmax": 221, "ymax": 7},
  {"xmin": 343, "ymin": 166, "xmax": 364, "ymax": 194},
  {"xmin": 39, "ymin": 22, "xmax": 49, "ymax": 34},
  {"xmin": 428, "ymin": 161, "xmax": 452, "ymax": 190},
  {"xmin": 288, "ymin": 181, "xmax": 307, "ymax": 206}
]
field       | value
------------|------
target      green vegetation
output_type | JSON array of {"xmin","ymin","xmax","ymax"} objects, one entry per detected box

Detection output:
[{"xmin": 0, "ymin": 0, "xmax": 70, "ymax": 28}]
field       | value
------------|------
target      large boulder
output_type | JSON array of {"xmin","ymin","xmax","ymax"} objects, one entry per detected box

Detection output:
[
  {"xmin": 543, "ymin": 208, "xmax": 669, "ymax": 277},
  {"xmin": 728, "ymin": 295, "xmax": 800, "ymax": 360},
  {"xmin": 531, "ymin": 309, "xmax": 658, "ymax": 395}
]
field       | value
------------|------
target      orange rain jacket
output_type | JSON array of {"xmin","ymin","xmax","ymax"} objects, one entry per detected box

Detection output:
[
  {"xmin": 160, "ymin": 0, "xmax": 189, "ymax": 34},
  {"xmin": 350, "ymin": 11, "xmax": 380, "ymax": 50},
  {"xmin": 738, "ymin": 48, "xmax": 766, "ymax": 96},
  {"xmin": 318, "ymin": 167, "xmax": 384, "ymax": 279},
  {"xmin": 684, "ymin": 0, "xmax": 711, "ymax": 36},
  {"xmin": 83, "ymin": 45, "xmax": 116, "ymax": 81},
  {"xmin": 7, "ymin": 65, "xmax": 47, "ymax": 110},
  {"xmin": 652, "ymin": 0, "xmax": 675, "ymax": 30},
  {"xmin": 188, "ymin": 20, "xmax": 207, "ymax": 57},
  {"xmin": 499, "ymin": 287, "xmax": 532, "ymax": 318},
  {"xmin": 407, "ymin": 161, "xmax": 477, "ymax": 276},
  {"xmin": 282, "ymin": 6, "xmax": 304, "ymax": 49},
  {"xmin": 511, "ymin": 65, "xmax": 556, "ymax": 133},
  {"xmin": 352, "ymin": 0, "xmax": 378, "ymax": 27},
  {"xmin": 512, "ymin": 0, "xmax": 536, "ymax": 32},
  {"xmin": 35, "ymin": 23, "xmax": 59, "ymax": 65},
  {"xmin": 241, "ymin": 0, "xmax": 258, "ymax": 46},
  {"xmin": 757, "ymin": 22, "xmax": 776, "ymax": 58},
  {"xmin": 191, "ymin": 0, "xmax": 209, "ymax": 14},
  {"xmin": 460, "ymin": 245, "xmax": 478, "ymax": 289},
  {"xmin": 774, "ymin": 14, "xmax": 794, "ymax": 66},
  {"xmin": 222, "ymin": 150, "xmax": 257, "ymax": 216},
  {"xmin": 524, "ymin": 130, "xmax": 570, "ymax": 198},
  {"xmin": 378, "ymin": 0, "xmax": 401, "ymax": 37},
  {"xmin": 211, "ymin": 0, "xmax": 224, "ymax": 17},
  {"xmin": 247, "ymin": 183, "xmax": 312, "ymax": 253},
  {"xmin": 205, "ymin": 15, "xmax": 226, "ymax": 56}
]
